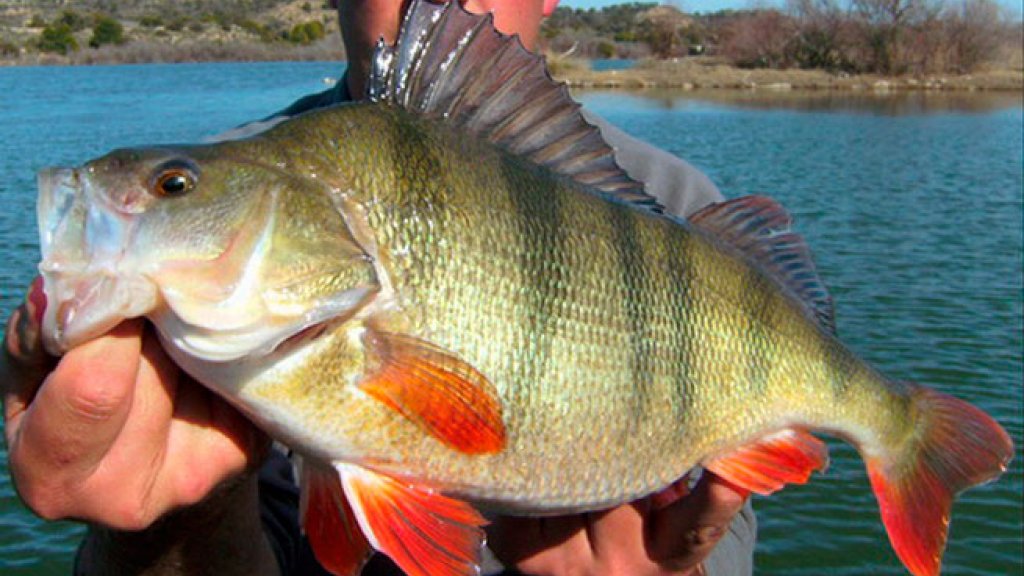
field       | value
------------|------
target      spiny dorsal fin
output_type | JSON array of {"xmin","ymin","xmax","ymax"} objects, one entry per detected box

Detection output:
[
  {"xmin": 368, "ymin": 0, "xmax": 660, "ymax": 209},
  {"xmin": 690, "ymin": 195, "xmax": 836, "ymax": 333}
]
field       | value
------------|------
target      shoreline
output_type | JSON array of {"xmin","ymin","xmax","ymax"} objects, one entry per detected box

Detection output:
[
  {"xmin": 2, "ymin": 53, "xmax": 1021, "ymax": 93},
  {"xmin": 554, "ymin": 58, "xmax": 1024, "ymax": 93}
]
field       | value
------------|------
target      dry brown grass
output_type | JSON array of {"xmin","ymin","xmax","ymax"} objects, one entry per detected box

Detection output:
[
  {"xmin": 553, "ymin": 56, "xmax": 1023, "ymax": 92},
  {"xmin": 2, "ymin": 37, "xmax": 342, "ymax": 66}
]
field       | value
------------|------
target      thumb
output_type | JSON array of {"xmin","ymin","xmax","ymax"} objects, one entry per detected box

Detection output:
[
  {"xmin": 11, "ymin": 321, "xmax": 144, "ymax": 499},
  {"xmin": 647, "ymin": 471, "xmax": 749, "ymax": 572}
]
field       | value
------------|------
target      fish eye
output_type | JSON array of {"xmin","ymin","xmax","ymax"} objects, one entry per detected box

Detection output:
[{"xmin": 152, "ymin": 166, "xmax": 197, "ymax": 197}]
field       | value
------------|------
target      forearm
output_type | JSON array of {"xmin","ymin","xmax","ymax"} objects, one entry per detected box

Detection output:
[{"xmin": 75, "ymin": 473, "xmax": 278, "ymax": 576}]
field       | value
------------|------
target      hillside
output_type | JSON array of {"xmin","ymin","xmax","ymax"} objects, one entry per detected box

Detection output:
[{"xmin": 0, "ymin": 0, "xmax": 345, "ymax": 64}]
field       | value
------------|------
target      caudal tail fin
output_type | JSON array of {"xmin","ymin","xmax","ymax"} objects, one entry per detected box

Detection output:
[{"xmin": 865, "ymin": 383, "xmax": 1013, "ymax": 576}]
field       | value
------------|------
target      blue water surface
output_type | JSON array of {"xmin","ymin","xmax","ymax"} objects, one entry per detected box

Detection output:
[
  {"xmin": 0, "ymin": 64, "xmax": 1021, "ymax": 575},
  {"xmin": 590, "ymin": 58, "xmax": 635, "ymax": 71}
]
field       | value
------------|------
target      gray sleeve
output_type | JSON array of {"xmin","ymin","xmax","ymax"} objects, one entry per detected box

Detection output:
[
  {"xmin": 702, "ymin": 500, "xmax": 757, "ymax": 576},
  {"xmin": 582, "ymin": 110, "xmax": 723, "ymax": 217},
  {"xmin": 208, "ymin": 84, "xmax": 346, "ymax": 143}
]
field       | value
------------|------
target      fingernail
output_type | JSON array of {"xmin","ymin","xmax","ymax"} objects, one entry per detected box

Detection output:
[
  {"xmin": 698, "ymin": 525, "xmax": 724, "ymax": 543},
  {"xmin": 686, "ymin": 525, "xmax": 725, "ymax": 547},
  {"xmin": 27, "ymin": 276, "xmax": 46, "ymax": 326}
]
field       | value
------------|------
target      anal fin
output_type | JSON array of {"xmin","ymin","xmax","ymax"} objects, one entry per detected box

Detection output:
[
  {"xmin": 339, "ymin": 463, "xmax": 487, "ymax": 576},
  {"xmin": 300, "ymin": 461, "xmax": 372, "ymax": 576},
  {"xmin": 703, "ymin": 428, "xmax": 829, "ymax": 495}
]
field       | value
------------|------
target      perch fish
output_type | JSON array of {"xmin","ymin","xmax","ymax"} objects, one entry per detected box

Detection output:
[{"xmin": 34, "ymin": 2, "xmax": 1012, "ymax": 575}]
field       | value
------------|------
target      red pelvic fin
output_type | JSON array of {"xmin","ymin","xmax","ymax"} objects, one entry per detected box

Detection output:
[
  {"xmin": 360, "ymin": 329, "xmax": 506, "ymax": 454},
  {"xmin": 865, "ymin": 384, "xmax": 1013, "ymax": 576},
  {"xmin": 300, "ymin": 461, "xmax": 372, "ymax": 576},
  {"xmin": 702, "ymin": 428, "xmax": 829, "ymax": 495},
  {"xmin": 339, "ymin": 463, "xmax": 487, "ymax": 576}
]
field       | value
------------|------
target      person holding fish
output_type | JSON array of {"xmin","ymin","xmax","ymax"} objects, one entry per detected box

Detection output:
[
  {"xmin": 5, "ymin": 1, "xmax": 1011, "ymax": 576},
  {"xmin": 2, "ymin": 2, "xmax": 755, "ymax": 575}
]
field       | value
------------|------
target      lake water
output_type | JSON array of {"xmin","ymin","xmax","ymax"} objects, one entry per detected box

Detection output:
[
  {"xmin": 591, "ymin": 58, "xmax": 635, "ymax": 71},
  {"xmin": 0, "ymin": 62, "xmax": 1021, "ymax": 575}
]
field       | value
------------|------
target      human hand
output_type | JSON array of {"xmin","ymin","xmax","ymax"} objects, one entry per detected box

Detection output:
[
  {"xmin": 1, "ymin": 277, "xmax": 267, "ymax": 531},
  {"xmin": 488, "ymin": 472, "xmax": 749, "ymax": 576}
]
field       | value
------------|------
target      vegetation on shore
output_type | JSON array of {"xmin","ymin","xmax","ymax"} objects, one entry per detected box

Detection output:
[
  {"xmin": 0, "ymin": 0, "xmax": 344, "ymax": 64},
  {"xmin": 544, "ymin": 1, "xmax": 1021, "ymax": 76},
  {"xmin": 0, "ymin": 1, "xmax": 1020, "ymax": 91}
]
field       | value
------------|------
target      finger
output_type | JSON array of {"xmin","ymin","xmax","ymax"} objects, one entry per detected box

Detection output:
[
  {"xmin": 651, "ymin": 473, "xmax": 692, "ymax": 510},
  {"xmin": 586, "ymin": 501, "xmax": 648, "ymax": 573},
  {"xmin": 2, "ymin": 278, "xmax": 56, "ymax": 420},
  {"xmin": 9, "ymin": 321, "xmax": 145, "ymax": 517},
  {"xmin": 162, "ymin": 375, "xmax": 265, "ymax": 507},
  {"xmin": 488, "ymin": 513, "xmax": 590, "ymax": 572},
  {"xmin": 647, "ymin": 471, "xmax": 749, "ymax": 572},
  {"xmin": 67, "ymin": 327, "xmax": 182, "ymax": 526}
]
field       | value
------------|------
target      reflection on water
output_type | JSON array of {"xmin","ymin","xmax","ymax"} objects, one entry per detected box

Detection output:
[{"xmin": 577, "ymin": 87, "xmax": 1023, "ymax": 115}]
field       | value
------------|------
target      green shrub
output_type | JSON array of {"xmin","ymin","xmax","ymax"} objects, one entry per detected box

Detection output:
[
  {"xmin": 0, "ymin": 40, "xmax": 20, "ymax": 57},
  {"xmin": 56, "ymin": 10, "xmax": 88, "ymax": 32},
  {"xmin": 166, "ymin": 17, "xmax": 189, "ymax": 32},
  {"xmin": 200, "ymin": 12, "xmax": 233, "ymax": 32},
  {"xmin": 89, "ymin": 16, "xmax": 125, "ymax": 48},
  {"xmin": 287, "ymin": 20, "xmax": 325, "ymax": 44},
  {"xmin": 597, "ymin": 40, "xmax": 616, "ymax": 58},
  {"xmin": 240, "ymin": 19, "xmax": 277, "ymax": 42},
  {"xmin": 139, "ymin": 15, "xmax": 163, "ymax": 28},
  {"xmin": 38, "ymin": 23, "xmax": 78, "ymax": 54},
  {"xmin": 27, "ymin": 15, "xmax": 47, "ymax": 29}
]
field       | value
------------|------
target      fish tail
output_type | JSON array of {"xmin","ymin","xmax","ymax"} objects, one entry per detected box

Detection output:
[{"xmin": 864, "ymin": 382, "xmax": 1012, "ymax": 576}]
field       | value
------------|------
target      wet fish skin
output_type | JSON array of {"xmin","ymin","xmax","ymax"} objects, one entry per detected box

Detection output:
[{"xmin": 32, "ymin": 2, "xmax": 1012, "ymax": 575}]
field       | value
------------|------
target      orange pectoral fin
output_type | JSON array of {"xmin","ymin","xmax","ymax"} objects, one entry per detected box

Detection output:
[
  {"xmin": 359, "ymin": 330, "xmax": 506, "ymax": 454},
  {"xmin": 703, "ymin": 428, "xmax": 829, "ymax": 495},
  {"xmin": 300, "ymin": 461, "xmax": 372, "ymax": 576},
  {"xmin": 339, "ymin": 463, "xmax": 487, "ymax": 576}
]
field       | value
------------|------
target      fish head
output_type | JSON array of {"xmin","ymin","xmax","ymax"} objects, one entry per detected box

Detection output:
[{"xmin": 37, "ymin": 145, "xmax": 378, "ymax": 365}]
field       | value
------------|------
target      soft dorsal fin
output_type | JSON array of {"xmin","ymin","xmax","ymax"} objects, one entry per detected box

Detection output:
[
  {"xmin": 690, "ymin": 195, "xmax": 836, "ymax": 333},
  {"xmin": 368, "ymin": 0, "xmax": 660, "ymax": 209}
]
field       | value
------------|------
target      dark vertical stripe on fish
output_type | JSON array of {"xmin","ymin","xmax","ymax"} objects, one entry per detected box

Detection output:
[
  {"xmin": 389, "ymin": 114, "xmax": 448, "ymax": 208},
  {"xmin": 825, "ymin": 334, "xmax": 856, "ymax": 399},
  {"xmin": 610, "ymin": 203, "xmax": 654, "ymax": 429},
  {"xmin": 665, "ymin": 224, "xmax": 696, "ymax": 425},
  {"xmin": 502, "ymin": 159, "xmax": 565, "ymax": 395},
  {"xmin": 743, "ymin": 268, "xmax": 775, "ymax": 397}
]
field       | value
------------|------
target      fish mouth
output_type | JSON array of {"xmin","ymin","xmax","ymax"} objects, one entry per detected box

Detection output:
[{"xmin": 36, "ymin": 167, "xmax": 157, "ymax": 355}]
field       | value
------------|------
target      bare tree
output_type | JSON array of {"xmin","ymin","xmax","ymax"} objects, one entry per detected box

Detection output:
[
  {"xmin": 719, "ymin": 9, "xmax": 797, "ymax": 68},
  {"xmin": 851, "ymin": 0, "xmax": 943, "ymax": 72},
  {"xmin": 787, "ymin": 0, "xmax": 856, "ymax": 70},
  {"xmin": 943, "ymin": 0, "xmax": 1006, "ymax": 72}
]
